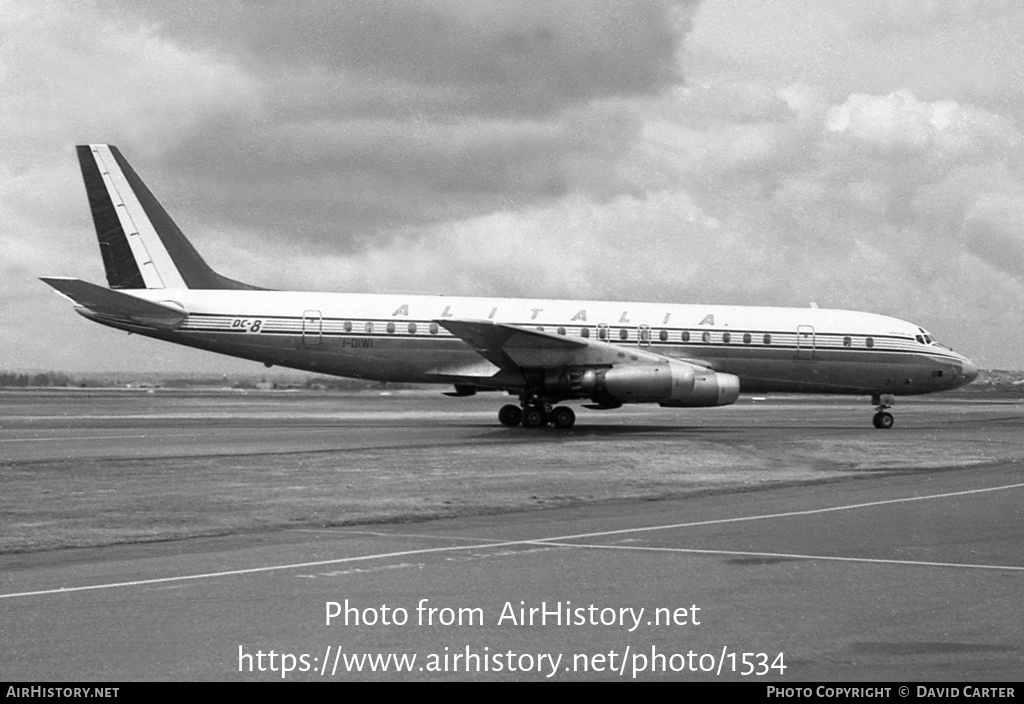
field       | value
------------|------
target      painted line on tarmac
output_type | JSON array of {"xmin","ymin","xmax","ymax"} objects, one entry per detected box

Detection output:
[
  {"xmin": 0, "ymin": 433, "xmax": 202, "ymax": 444},
  {"xmin": 2, "ymin": 480, "xmax": 1021, "ymax": 600},
  {"xmin": 536, "ymin": 542, "xmax": 1024, "ymax": 572},
  {"xmin": 290, "ymin": 528, "xmax": 510, "ymax": 544},
  {"xmin": 539, "ymin": 481, "xmax": 1024, "ymax": 542},
  {"xmin": 0, "ymin": 542, "xmax": 530, "ymax": 599}
]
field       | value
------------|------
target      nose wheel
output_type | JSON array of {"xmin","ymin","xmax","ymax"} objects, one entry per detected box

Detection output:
[{"xmin": 871, "ymin": 393, "xmax": 895, "ymax": 429}]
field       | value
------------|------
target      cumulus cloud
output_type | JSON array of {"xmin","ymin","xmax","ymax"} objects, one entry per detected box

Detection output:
[
  {"xmin": 852, "ymin": 0, "xmax": 1019, "ymax": 36},
  {"xmin": 825, "ymin": 90, "xmax": 1019, "ymax": 160},
  {"xmin": 117, "ymin": 0, "xmax": 689, "ymax": 116},
  {"xmin": 962, "ymin": 192, "xmax": 1024, "ymax": 277},
  {"xmin": 60, "ymin": 1, "xmax": 701, "ymax": 252},
  {"xmin": 0, "ymin": 2, "xmax": 258, "ymax": 162},
  {"xmin": 4, "ymin": 0, "xmax": 1024, "ymax": 372}
]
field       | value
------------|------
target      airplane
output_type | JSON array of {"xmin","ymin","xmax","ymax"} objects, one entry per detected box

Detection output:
[{"xmin": 42, "ymin": 144, "xmax": 978, "ymax": 430}]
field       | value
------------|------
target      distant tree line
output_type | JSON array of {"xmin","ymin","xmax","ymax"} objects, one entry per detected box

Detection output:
[
  {"xmin": 0, "ymin": 371, "xmax": 433, "ymax": 391},
  {"xmin": 0, "ymin": 372, "xmax": 75, "ymax": 387}
]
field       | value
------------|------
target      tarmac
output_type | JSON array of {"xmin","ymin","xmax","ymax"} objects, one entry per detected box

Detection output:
[{"xmin": 1, "ymin": 389, "xmax": 1021, "ymax": 681}]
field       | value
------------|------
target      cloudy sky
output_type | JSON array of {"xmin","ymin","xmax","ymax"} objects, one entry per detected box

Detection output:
[{"xmin": 3, "ymin": 0, "xmax": 1023, "ymax": 373}]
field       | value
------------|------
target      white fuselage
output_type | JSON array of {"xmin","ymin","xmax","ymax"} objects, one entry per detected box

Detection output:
[{"xmin": 95, "ymin": 288, "xmax": 976, "ymax": 397}]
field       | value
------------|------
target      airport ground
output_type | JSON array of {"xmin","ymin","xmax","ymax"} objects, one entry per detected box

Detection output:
[{"xmin": 0, "ymin": 389, "xmax": 1022, "ymax": 681}]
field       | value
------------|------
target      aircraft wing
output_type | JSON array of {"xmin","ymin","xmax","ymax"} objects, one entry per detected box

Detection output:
[
  {"xmin": 437, "ymin": 318, "xmax": 681, "ymax": 369},
  {"xmin": 41, "ymin": 277, "xmax": 187, "ymax": 331}
]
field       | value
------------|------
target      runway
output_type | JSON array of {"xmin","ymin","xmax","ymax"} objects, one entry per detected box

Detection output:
[{"xmin": 1, "ymin": 390, "xmax": 1022, "ymax": 681}]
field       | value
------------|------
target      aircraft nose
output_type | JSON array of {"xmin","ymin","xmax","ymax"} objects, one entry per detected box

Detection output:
[{"xmin": 959, "ymin": 360, "xmax": 979, "ymax": 385}]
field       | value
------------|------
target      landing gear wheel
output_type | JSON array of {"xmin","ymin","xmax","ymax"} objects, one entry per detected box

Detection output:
[
  {"xmin": 498, "ymin": 404, "xmax": 522, "ymax": 427},
  {"xmin": 521, "ymin": 407, "xmax": 548, "ymax": 429},
  {"xmin": 550, "ymin": 406, "xmax": 576, "ymax": 429},
  {"xmin": 872, "ymin": 411, "xmax": 894, "ymax": 429}
]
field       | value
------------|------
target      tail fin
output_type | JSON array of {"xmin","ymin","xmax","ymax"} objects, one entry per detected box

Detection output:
[{"xmin": 76, "ymin": 144, "xmax": 261, "ymax": 290}]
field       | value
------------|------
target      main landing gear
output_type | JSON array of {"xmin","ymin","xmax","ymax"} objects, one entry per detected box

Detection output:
[
  {"xmin": 498, "ymin": 401, "xmax": 576, "ymax": 430},
  {"xmin": 871, "ymin": 393, "xmax": 895, "ymax": 429}
]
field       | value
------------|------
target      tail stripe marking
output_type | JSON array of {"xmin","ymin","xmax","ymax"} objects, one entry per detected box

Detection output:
[
  {"xmin": 76, "ymin": 146, "xmax": 147, "ymax": 289},
  {"xmin": 91, "ymin": 145, "xmax": 184, "ymax": 289},
  {"xmin": 101, "ymin": 163, "xmax": 164, "ymax": 288}
]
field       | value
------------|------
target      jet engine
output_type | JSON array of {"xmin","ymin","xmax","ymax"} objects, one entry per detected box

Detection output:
[{"xmin": 538, "ymin": 361, "xmax": 740, "ymax": 407}]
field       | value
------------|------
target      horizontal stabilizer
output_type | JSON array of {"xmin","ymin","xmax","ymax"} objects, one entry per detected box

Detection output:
[{"xmin": 41, "ymin": 277, "xmax": 187, "ymax": 330}]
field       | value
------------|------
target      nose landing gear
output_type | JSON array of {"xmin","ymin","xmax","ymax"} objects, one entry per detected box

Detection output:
[{"xmin": 871, "ymin": 393, "xmax": 895, "ymax": 429}]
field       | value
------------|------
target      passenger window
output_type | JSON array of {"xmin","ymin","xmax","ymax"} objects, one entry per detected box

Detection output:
[
  {"xmin": 408, "ymin": 322, "xmax": 417, "ymax": 334},
  {"xmin": 681, "ymin": 331, "xmax": 690, "ymax": 342},
  {"xmin": 557, "ymin": 327, "xmax": 566, "ymax": 336},
  {"xmin": 619, "ymin": 328, "xmax": 629, "ymax": 340},
  {"xmin": 763, "ymin": 334, "xmax": 772, "ymax": 345},
  {"xmin": 429, "ymin": 322, "xmax": 439, "ymax": 335},
  {"xmin": 659, "ymin": 330, "xmax": 668, "ymax": 342},
  {"xmin": 843, "ymin": 336, "xmax": 851, "ymax": 347},
  {"xmin": 365, "ymin": 322, "xmax": 374, "ymax": 333},
  {"xmin": 866, "ymin": 337, "xmax": 874, "ymax": 348},
  {"xmin": 599, "ymin": 327, "xmax": 608, "ymax": 341},
  {"xmin": 386, "ymin": 322, "xmax": 395, "ymax": 333},
  {"xmin": 702, "ymin": 331, "xmax": 711, "ymax": 343},
  {"xmin": 743, "ymin": 333, "xmax": 751, "ymax": 344},
  {"xmin": 344, "ymin": 321, "xmax": 352, "ymax": 333},
  {"xmin": 722, "ymin": 332, "xmax": 731, "ymax": 344},
  {"xmin": 581, "ymin": 327, "xmax": 590, "ymax": 338}
]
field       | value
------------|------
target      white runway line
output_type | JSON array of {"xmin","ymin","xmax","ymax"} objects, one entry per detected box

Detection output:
[
  {"xmin": 535, "ymin": 542, "xmax": 1024, "ymax": 572},
  {"xmin": 2, "ymin": 480, "xmax": 1022, "ymax": 600},
  {"xmin": 538, "ymin": 481, "xmax": 1024, "ymax": 542},
  {"xmin": 0, "ymin": 433, "xmax": 202, "ymax": 444},
  {"xmin": 0, "ymin": 542, "xmax": 531, "ymax": 599},
  {"xmin": 290, "ymin": 528, "xmax": 511, "ymax": 544}
]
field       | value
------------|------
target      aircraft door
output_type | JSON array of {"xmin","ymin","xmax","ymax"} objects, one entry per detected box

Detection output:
[
  {"xmin": 302, "ymin": 310, "xmax": 322, "ymax": 347},
  {"xmin": 796, "ymin": 325, "xmax": 815, "ymax": 359}
]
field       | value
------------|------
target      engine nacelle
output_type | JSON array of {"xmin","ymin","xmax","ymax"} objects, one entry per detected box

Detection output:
[
  {"xmin": 658, "ymin": 369, "xmax": 740, "ymax": 407},
  {"xmin": 576, "ymin": 361, "xmax": 739, "ymax": 407}
]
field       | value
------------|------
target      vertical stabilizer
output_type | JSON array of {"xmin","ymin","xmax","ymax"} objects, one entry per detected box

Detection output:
[{"xmin": 77, "ymin": 144, "xmax": 260, "ymax": 290}]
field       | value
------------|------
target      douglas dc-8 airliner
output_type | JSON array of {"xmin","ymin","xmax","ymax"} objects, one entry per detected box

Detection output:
[{"xmin": 43, "ymin": 145, "xmax": 978, "ymax": 430}]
